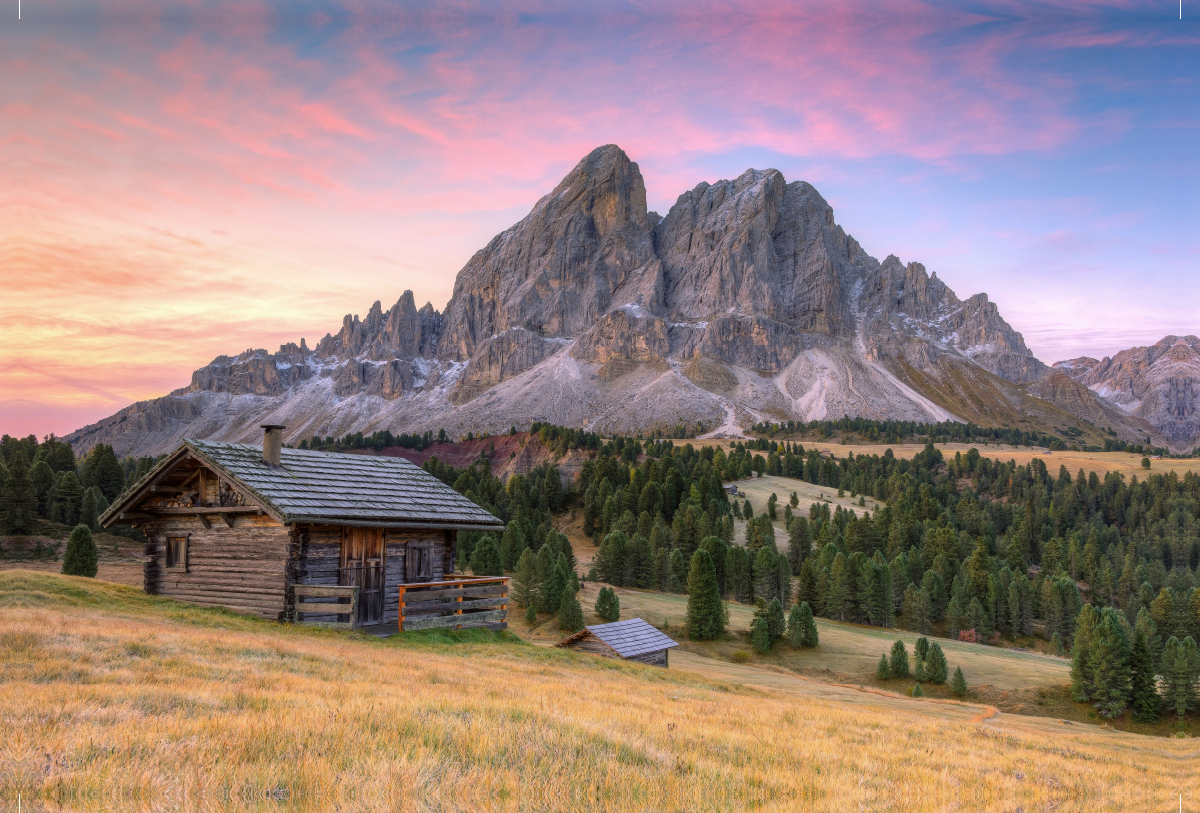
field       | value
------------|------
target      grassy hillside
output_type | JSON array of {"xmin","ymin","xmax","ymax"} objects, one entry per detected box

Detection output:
[{"xmin": 3, "ymin": 571, "xmax": 1191, "ymax": 812}]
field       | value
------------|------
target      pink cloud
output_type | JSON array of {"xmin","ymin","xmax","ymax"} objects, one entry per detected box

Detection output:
[{"xmin": 3, "ymin": 0, "xmax": 1188, "ymax": 438}]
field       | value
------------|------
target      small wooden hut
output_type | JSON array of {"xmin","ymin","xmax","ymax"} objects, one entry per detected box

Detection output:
[
  {"xmin": 100, "ymin": 425, "xmax": 508, "ymax": 632},
  {"xmin": 556, "ymin": 618, "xmax": 679, "ymax": 667}
]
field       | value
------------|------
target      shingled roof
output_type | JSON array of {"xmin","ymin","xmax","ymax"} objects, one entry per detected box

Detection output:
[
  {"xmin": 102, "ymin": 439, "xmax": 505, "ymax": 530},
  {"xmin": 559, "ymin": 618, "xmax": 679, "ymax": 658}
]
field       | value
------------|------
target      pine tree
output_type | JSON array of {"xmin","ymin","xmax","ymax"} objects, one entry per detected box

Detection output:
[
  {"xmin": 558, "ymin": 584, "xmax": 584, "ymax": 632},
  {"xmin": 889, "ymin": 640, "xmax": 910, "ymax": 679},
  {"xmin": 61, "ymin": 524, "xmax": 98, "ymax": 577},
  {"xmin": 876, "ymin": 654, "xmax": 891, "ymax": 680},
  {"xmin": 951, "ymin": 666, "xmax": 968, "ymax": 697},
  {"xmin": 921, "ymin": 642, "xmax": 945, "ymax": 684},
  {"xmin": 469, "ymin": 535, "xmax": 503, "ymax": 576},
  {"xmin": 524, "ymin": 603, "xmax": 537, "ymax": 625},
  {"xmin": 595, "ymin": 586, "xmax": 620, "ymax": 622},
  {"xmin": 685, "ymin": 550, "xmax": 725, "ymax": 641},
  {"xmin": 911, "ymin": 683, "xmax": 923, "ymax": 697},
  {"xmin": 1, "ymin": 451, "xmax": 37, "ymax": 534},
  {"xmin": 750, "ymin": 616, "xmax": 772, "ymax": 654},
  {"xmin": 1088, "ymin": 608, "xmax": 1131, "ymax": 719},
  {"xmin": 1070, "ymin": 604, "xmax": 1098, "ymax": 702},
  {"xmin": 511, "ymin": 548, "xmax": 538, "ymax": 606},
  {"xmin": 1129, "ymin": 624, "xmax": 1160, "ymax": 723},
  {"xmin": 499, "ymin": 523, "xmax": 527, "ymax": 571}
]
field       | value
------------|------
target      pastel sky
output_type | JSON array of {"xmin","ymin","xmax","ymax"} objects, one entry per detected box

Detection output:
[{"xmin": 3, "ymin": 0, "xmax": 1198, "ymax": 440}]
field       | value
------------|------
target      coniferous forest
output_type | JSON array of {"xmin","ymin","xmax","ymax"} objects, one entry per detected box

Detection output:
[
  {"xmin": 427, "ymin": 430, "xmax": 1200, "ymax": 723},
  {"xmin": 5, "ymin": 423, "xmax": 1199, "ymax": 723}
]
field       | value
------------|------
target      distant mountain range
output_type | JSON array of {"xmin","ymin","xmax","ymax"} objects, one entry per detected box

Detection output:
[{"xmin": 65, "ymin": 146, "xmax": 1191, "ymax": 457}]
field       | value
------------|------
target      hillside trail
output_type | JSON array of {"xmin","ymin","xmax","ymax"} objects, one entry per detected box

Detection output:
[{"xmin": 849, "ymin": 277, "xmax": 959, "ymax": 423}]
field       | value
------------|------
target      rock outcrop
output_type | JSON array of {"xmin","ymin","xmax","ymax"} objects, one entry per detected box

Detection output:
[
  {"xmin": 65, "ymin": 144, "xmax": 1179, "ymax": 458},
  {"xmin": 1054, "ymin": 336, "xmax": 1200, "ymax": 450}
]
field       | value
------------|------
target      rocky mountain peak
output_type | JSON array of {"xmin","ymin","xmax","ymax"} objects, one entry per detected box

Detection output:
[{"xmin": 66, "ymin": 144, "xmax": 1183, "ymax": 458}]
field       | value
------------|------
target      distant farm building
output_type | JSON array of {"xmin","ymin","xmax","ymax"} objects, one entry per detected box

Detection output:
[
  {"xmin": 556, "ymin": 618, "xmax": 679, "ymax": 667},
  {"xmin": 100, "ymin": 425, "xmax": 508, "ymax": 634}
]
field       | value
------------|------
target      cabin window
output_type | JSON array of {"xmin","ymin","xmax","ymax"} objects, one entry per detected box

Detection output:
[
  {"xmin": 406, "ymin": 541, "xmax": 435, "ymax": 582},
  {"xmin": 166, "ymin": 536, "xmax": 188, "ymax": 571}
]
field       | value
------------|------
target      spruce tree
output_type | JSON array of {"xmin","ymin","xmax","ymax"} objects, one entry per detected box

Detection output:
[
  {"xmin": 511, "ymin": 548, "xmax": 538, "ymax": 606},
  {"xmin": 1160, "ymin": 636, "xmax": 1200, "ymax": 719},
  {"xmin": 558, "ymin": 584, "xmax": 584, "ymax": 632},
  {"xmin": 765, "ymin": 597, "xmax": 786, "ymax": 639},
  {"xmin": 951, "ymin": 666, "xmax": 968, "ymax": 697},
  {"xmin": 913, "ymin": 637, "xmax": 930, "ymax": 671},
  {"xmin": 1070, "ymin": 604, "xmax": 1098, "ymax": 702},
  {"xmin": 594, "ymin": 586, "xmax": 620, "ymax": 622},
  {"xmin": 750, "ymin": 616, "xmax": 772, "ymax": 654},
  {"xmin": 524, "ymin": 603, "xmax": 537, "ymax": 625},
  {"xmin": 876, "ymin": 654, "xmax": 891, "ymax": 680},
  {"xmin": 926, "ymin": 642, "xmax": 948, "ymax": 684},
  {"xmin": 1129, "ymin": 624, "xmax": 1160, "ymax": 723},
  {"xmin": 469, "ymin": 535, "xmax": 503, "ymax": 576},
  {"xmin": 499, "ymin": 523, "xmax": 527, "ymax": 571},
  {"xmin": 535, "ymin": 545, "xmax": 564, "ymax": 613},
  {"xmin": 911, "ymin": 683, "xmax": 923, "ymax": 697},
  {"xmin": 80, "ymin": 486, "xmax": 102, "ymax": 530},
  {"xmin": 61, "ymin": 524, "xmax": 99, "ymax": 577},
  {"xmin": 685, "ymin": 550, "xmax": 725, "ymax": 641},
  {"xmin": 889, "ymin": 640, "xmax": 910, "ymax": 679},
  {"xmin": 799, "ymin": 601, "xmax": 818, "ymax": 648},
  {"xmin": 1088, "ymin": 608, "xmax": 1131, "ymax": 719},
  {"xmin": 786, "ymin": 604, "xmax": 804, "ymax": 648}
]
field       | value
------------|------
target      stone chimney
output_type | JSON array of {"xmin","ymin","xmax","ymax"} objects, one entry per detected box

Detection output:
[{"xmin": 261, "ymin": 424, "xmax": 285, "ymax": 466}]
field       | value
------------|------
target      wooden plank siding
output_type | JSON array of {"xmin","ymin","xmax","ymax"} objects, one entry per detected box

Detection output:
[{"xmin": 145, "ymin": 513, "xmax": 290, "ymax": 619}]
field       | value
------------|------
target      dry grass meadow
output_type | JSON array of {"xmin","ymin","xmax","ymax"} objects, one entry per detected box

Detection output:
[{"xmin": 2, "ymin": 571, "xmax": 1196, "ymax": 812}]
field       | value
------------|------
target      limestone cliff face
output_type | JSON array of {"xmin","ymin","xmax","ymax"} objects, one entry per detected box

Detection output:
[
  {"xmin": 70, "ymin": 143, "xmax": 1176, "ymax": 459},
  {"xmin": 438, "ymin": 145, "xmax": 661, "ymax": 362},
  {"xmin": 1054, "ymin": 336, "xmax": 1200, "ymax": 449}
]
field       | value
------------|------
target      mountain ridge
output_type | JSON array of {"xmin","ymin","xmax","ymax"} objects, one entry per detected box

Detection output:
[{"xmin": 64, "ymin": 145, "xmax": 1179, "ymax": 457}]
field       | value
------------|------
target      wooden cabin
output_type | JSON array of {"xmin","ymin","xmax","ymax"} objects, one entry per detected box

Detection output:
[
  {"xmin": 556, "ymin": 618, "xmax": 679, "ymax": 667},
  {"xmin": 99, "ymin": 425, "xmax": 508, "ymax": 632}
]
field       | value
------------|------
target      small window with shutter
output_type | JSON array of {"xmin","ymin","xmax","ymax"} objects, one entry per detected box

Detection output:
[
  {"xmin": 406, "ymin": 540, "xmax": 435, "ymax": 582},
  {"xmin": 166, "ymin": 536, "xmax": 188, "ymax": 571}
]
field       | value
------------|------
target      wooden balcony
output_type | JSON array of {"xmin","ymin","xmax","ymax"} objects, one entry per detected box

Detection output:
[{"xmin": 398, "ymin": 575, "xmax": 509, "ymax": 632}]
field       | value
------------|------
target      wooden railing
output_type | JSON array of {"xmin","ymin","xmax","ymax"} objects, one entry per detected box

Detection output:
[
  {"xmin": 398, "ymin": 576, "xmax": 509, "ymax": 632},
  {"xmin": 294, "ymin": 584, "xmax": 360, "ymax": 631}
]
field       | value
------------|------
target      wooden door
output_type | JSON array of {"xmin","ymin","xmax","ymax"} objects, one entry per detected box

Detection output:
[{"xmin": 340, "ymin": 528, "xmax": 385, "ymax": 626}]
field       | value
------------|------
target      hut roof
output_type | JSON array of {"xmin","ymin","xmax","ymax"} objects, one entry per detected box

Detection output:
[
  {"xmin": 558, "ymin": 618, "xmax": 679, "ymax": 658},
  {"xmin": 101, "ymin": 439, "xmax": 505, "ymax": 530}
]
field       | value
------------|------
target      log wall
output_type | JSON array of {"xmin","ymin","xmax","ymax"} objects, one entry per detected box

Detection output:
[
  {"xmin": 296, "ymin": 527, "xmax": 451, "ymax": 625},
  {"xmin": 144, "ymin": 514, "xmax": 290, "ymax": 620}
]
